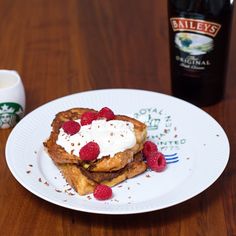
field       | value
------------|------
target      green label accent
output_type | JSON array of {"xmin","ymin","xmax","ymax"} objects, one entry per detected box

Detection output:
[{"xmin": 0, "ymin": 102, "xmax": 24, "ymax": 128}]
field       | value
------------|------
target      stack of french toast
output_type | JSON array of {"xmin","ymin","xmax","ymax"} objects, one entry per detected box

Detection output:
[{"xmin": 44, "ymin": 107, "xmax": 148, "ymax": 196}]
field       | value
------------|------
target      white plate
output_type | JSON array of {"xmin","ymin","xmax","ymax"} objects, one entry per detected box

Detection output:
[{"xmin": 5, "ymin": 89, "xmax": 230, "ymax": 215}]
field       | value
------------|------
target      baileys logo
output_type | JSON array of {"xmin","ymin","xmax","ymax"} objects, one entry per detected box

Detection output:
[{"xmin": 170, "ymin": 18, "xmax": 221, "ymax": 37}]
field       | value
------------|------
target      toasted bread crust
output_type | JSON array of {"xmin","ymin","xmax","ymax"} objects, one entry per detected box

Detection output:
[
  {"xmin": 57, "ymin": 153, "xmax": 147, "ymax": 195},
  {"xmin": 44, "ymin": 108, "xmax": 147, "ymax": 172}
]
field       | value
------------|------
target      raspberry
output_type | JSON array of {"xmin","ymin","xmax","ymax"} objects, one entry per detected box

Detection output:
[
  {"xmin": 81, "ymin": 111, "xmax": 97, "ymax": 126},
  {"xmin": 147, "ymin": 152, "xmax": 166, "ymax": 172},
  {"xmin": 62, "ymin": 120, "xmax": 81, "ymax": 135},
  {"xmin": 97, "ymin": 107, "xmax": 115, "ymax": 120},
  {"xmin": 79, "ymin": 141, "xmax": 100, "ymax": 161},
  {"xmin": 93, "ymin": 184, "xmax": 112, "ymax": 200},
  {"xmin": 142, "ymin": 141, "xmax": 158, "ymax": 159}
]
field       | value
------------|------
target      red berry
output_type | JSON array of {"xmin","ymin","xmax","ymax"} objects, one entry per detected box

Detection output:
[
  {"xmin": 93, "ymin": 184, "xmax": 112, "ymax": 200},
  {"xmin": 79, "ymin": 141, "xmax": 100, "ymax": 161},
  {"xmin": 81, "ymin": 111, "xmax": 97, "ymax": 126},
  {"xmin": 142, "ymin": 141, "xmax": 158, "ymax": 159},
  {"xmin": 97, "ymin": 107, "xmax": 115, "ymax": 120},
  {"xmin": 62, "ymin": 120, "xmax": 81, "ymax": 135},
  {"xmin": 147, "ymin": 152, "xmax": 166, "ymax": 172}
]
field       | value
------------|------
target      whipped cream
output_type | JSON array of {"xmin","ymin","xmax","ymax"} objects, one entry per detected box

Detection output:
[{"xmin": 56, "ymin": 119, "xmax": 136, "ymax": 159}]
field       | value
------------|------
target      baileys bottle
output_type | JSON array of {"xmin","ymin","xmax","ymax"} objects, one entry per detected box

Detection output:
[{"xmin": 168, "ymin": 0, "xmax": 234, "ymax": 106}]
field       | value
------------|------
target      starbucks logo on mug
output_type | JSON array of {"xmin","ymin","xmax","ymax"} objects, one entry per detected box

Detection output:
[
  {"xmin": 0, "ymin": 103, "xmax": 24, "ymax": 129},
  {"xmin": 0, "ymin": 70, "xmax": 25, "ymax": 129}
]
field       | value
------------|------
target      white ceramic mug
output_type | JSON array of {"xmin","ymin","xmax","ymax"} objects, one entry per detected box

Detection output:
[{"xmin": 0, "ymin": 70, "xmax": 25, "ymax": 129}]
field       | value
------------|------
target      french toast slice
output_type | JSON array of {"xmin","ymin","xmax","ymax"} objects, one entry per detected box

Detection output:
[
  {"xmin": 57, "ymin": 152, "xmax": 147, "ymax": 195},
  {"xmin": 44, "ymin": 108, "xmax": 147, "ymax": 172}
]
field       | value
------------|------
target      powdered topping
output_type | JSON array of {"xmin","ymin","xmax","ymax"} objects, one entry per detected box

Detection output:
[{"xmin": 56, "ymin": 119, "xmax": 136, "ymax": 159}]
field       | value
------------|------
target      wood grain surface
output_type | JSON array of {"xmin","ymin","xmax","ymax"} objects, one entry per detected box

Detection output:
[{"xmin": 0, "ymin": 1, "xmax": 235, "ymax": 235}]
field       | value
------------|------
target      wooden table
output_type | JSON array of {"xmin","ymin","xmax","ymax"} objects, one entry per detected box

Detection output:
[{"xmin": 0, "ymin": 1, "xmax": 235, "ymax": 235}]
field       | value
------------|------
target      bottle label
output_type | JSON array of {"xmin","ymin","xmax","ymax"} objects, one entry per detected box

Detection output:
[
  {"xmin": 170, "ymin": 18, "xmax": 221, "ymax": 37},
  {"xmin": 170, "ymin": 17, "xmax": 221, "ymax": 71}
]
